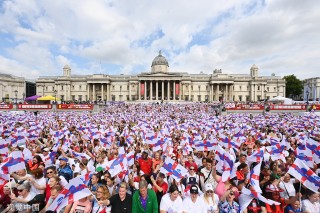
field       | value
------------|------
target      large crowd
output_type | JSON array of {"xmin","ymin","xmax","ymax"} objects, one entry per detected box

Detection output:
[{"xmin": 0, "ymin": 103, "xmax": 319, "ymax": 213}]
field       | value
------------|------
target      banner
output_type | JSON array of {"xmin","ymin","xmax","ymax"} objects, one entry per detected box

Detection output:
[
  {"xmin": 140, "ymin": 83, "xmax": 145, "ymax": 95},
  {"xmin": 57, "ymin": 104, "xmax": 94, "ymax": 110},
  {"xmin": 175, "ymin": 83, "xmax": 179, "ymax": 95},
  {"xmin": 0, "ymin": 104, "xmax": 13, "ymax": 109},
  {"xmin": 17, "ymin": 104, "xmax": 52, "ymax": 109}
]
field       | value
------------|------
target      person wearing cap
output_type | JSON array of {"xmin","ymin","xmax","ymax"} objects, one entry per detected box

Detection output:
[
  {"xmin": 132, "ymin": 180, "xmax": 158, "ymax": 213},
  {"xmin": 201, "ymin": 183, "xmax": 219, "ymax": 213},
  {"xmin": 182, "ymin": 184, "xmax": 207, "ymax": 213},
  {"xmin": 264, "ymin": 184, "xmax": 302, "ymax": 213},
  {"xmin": 57, "ymin": 157, "xmax": 73, "ymax": 182},
  {"xmin": 0, "ymin": 182, "xmax": 18, "ymax": 211},
  {"xmin": 159, "ymin": 184, "xmax": 183, "ymax": 213}
]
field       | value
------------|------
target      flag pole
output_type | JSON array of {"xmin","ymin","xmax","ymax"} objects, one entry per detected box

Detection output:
[{"xmin": 299, "ymin": 182, "xmax": 302, "ymax": 211}]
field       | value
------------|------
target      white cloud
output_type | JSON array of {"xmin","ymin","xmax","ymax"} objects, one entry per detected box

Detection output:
[{"xmin": 0, "ymin": 0, "xmax": 319, "ymax": 80}]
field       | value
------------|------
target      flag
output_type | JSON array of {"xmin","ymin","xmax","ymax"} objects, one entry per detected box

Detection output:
[
  {"xmin": 249, "ymin": 162, "xmax": 263, "ymax": 193},
  {"xmin": 288, "ymin": 158, "xmax": 320, "ymax": 193},
  {"xmin": 69, "ymin": 149, "xmax": 91, "ymax": 161},
  {"xmin": 78, "ymin": 172, "xmax": 94, "ymax": 185},
  {"xmin": 295, "ymin": 144, "xmax": 313, "ymax": 167},
  {"xmin": 0, "ymin": 139, "xmax": 9, "ymax": 157},
  {"xmin": 222, "ymin": 151, "xmax": 235, "ymax": 182},
  {"xmin": 0, "ymin": 151, "xmax": 26, "ymax": 174},
  {"xmin": 47, "ymin": 177, "xmax": 92, "ymax": 212},
  {"xmin": 160, "ymin": 157, "xmax": 188, "ymax": 181},
  {"xmin": 247, "ymin": 148, "xmax": 264, "ymax": 163},
  {"xmin": 105, "ymin": 154, "xmax": 128, "ymax": 177},
  {"xmin": 306, "ymin": 138, "xmax": 320, "ymax": 164}
]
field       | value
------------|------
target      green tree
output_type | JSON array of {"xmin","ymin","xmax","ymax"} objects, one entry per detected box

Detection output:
[{"xmin": 283, "ymin": 75, "xmax": 303, "ymax": 99}]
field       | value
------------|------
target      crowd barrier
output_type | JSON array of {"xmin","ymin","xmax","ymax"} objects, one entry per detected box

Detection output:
[{"xmin": 226, "ymin": 104, "xmax": 320, "ymax": 111}]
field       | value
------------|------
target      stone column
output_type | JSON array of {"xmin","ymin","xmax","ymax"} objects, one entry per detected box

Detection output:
[
  {"xmin": 144, "ymin": 81, "xmax": 147, "ymax": 100},
  {"xmin": 251, "ymin": 84, "xmax": 254, "ymax": 101},
  {"xmin": 216, "ymin": 84, "xmax": 219, "ymax": 101},
  {"xmin": 179, "ymin": 82, "xmax": 182, "ymax": 100},
  {"xmin": 87, "ymin": 83, "xmax": 90, "ymax": 101},
  {"xmin": 156, "ymin": 81, "xmax": 158, "ymax": 101},
  {"xmin": 225, "ymin": 84, "xmax": 228, "ymax": 101},
  {"xmin": 229, "ymin": 84, "xmax": 233, "ymax": 101},
  {"xmin": 167, "ymin": 81, "xmax": 170, "ymax": 100},
  {"xmin": 188, "ymin": 84, "xmax": 191, "ymax": 101},
  {"xmin": 150, "ymin": 81, "xmax": 153, "ymax": 100},
  {"xmin": 129, "ymin": 83, "xmax": 132, "ymax": 101},
  {"xmin": 162, "ymin": 81, "xmax": 164, "ymax": 100},
  {"xmin": 138, "ymin": 82, "xmax": 141, "ymax": 100},
  {"xmin": 173, "ymin": 81, "xmax": 176, "ymax": 100},
  {"xmin": 93, "ymin": 84, "xmax": 95, "ymax": 101},
  {"xmin": 211, "ymin": 85, "xmax": 214, "ymax": 102},
  {"xmin": 107, "ymin": 84, "xmax": 110, "ymax": 101},
  {"xmin": 101, "ymin": 84, "xmax": 104, "ymax": 101}
]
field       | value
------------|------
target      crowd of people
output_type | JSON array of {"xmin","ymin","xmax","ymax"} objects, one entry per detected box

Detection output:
[{"xmin": 0, "ymin": 103, "xmax": 319, "ymax": 213}]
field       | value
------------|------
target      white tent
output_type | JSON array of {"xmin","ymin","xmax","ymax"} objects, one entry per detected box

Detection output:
[{"xmin": 269, "ymin": 96, "xmax": 293, "ymax": 105}]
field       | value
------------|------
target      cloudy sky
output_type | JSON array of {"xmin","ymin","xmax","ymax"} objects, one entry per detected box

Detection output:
[{"xmin": 0, "ymin": 0, "xmax": 319, "ymax": 80}]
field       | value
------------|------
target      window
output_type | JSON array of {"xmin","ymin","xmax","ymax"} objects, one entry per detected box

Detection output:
[
  {"xmin": 267, "ymin": 87, "xmax": 269, "ymax": 91},
  {"xmin": 274, "ymin": 87, "xmax": 276, "ymax": 91},
  {"xmin": 46, "ymin": 87, "xmax": 48, "ymax": 91},
  {"xmin": 79, "ymin": 85, "xmax": 82, "ymax": 90},
  {"xmin": 247, "ymin": 86, "xmax": 249, "ymax": 90},
  {"xmin": 127, "ymin": 85, "xmax": 129, "ymax": 90},
  {"xmin": 246, "ymin": 95, "xmax": 250, "ymax": 101},
  {"xmin": 257, "ymin": 86, "xmax": 260, "ymax": 90},
  {"xmin": 257, "ymin": 95, "xmax": 261, "ymax": 100},
  {"xmin": 239, "ymin": 95, "xmax": 242, "ymax": 101},
  {"xmin": 72, "ymin": 85, "xmax": 75, "ymax": 89},
  {"xmin": 72, "ymin": 95, "xmax": 75, "ymax": 101},
  {"xmin": 206, "ymin": 86, "xmax": 208, "ymax": 90},
  {"xmin": 239, "ymin": 86, "xmax": 242, "ymax": 91},
  {"xmin": 198, "ymin": 95, "xmax": 201, "ymax": 101},
  {"xmin": 191, "ymin": 86, "xmax": 193, "ymax": 90},
  {"xmin": 78, "ymin": 95, "xmax": 82, "ymax": 101},
  {"xmin": 62, "ymin": 86, "xmax": 64, "ymax": 90}
]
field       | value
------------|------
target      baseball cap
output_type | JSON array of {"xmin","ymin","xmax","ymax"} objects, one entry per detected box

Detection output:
[
  {"xmin": 205, "ymin": 183, "xmax": 213, "ymax": 192},
  {"xmin": 59, "ymin": 157, "xmax": 68, "ymax": 162},
  {"xmin": 4, "ymin": 181, "xmax": 16, "ymax": 189},
  {"xmin": 190, "ymin": 184, "xmax": 199, "ymax": 194},
  {"xmin": 188, "ymin": 177, "xmax": 197, "ymax": 185},
  {"xmin": 42, "ymin": 148, "xmax": 50, "ymax": 152}
]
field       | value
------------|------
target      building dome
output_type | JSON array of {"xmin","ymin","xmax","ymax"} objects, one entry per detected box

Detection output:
[
  {"xmin": 151, "ymin": 51, "xmax": 169, "ymax": 67},
  {"xmin": 63, "ymin": 64, "xmax": 71, "ymax": 69}
]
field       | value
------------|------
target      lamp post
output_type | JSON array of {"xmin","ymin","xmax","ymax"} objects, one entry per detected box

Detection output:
[
  {"xmin": 95, "ymin": 89, "xmax": 98, "ymax": 103},
  {"xmin": 54, "ymin": 90, "xmax": 57, "ymax": 104},
  {"xmin": 120, "ymin": 86, "xmax": 122, "ymax": 101},
  {"xmin": 198, "ymin": 85, "xmax": 200, "ymax": 102},
  {"xmin": 14, "ymin": 90, "xmax": 18, "ymax": 104},
  {"xmin": 306, "ymin": 90, "xmax": 309, "ymax": 112},
  {"xmin": 22, "ymin": 92, "xmax": 25, "ymax": 101},
  {"xmin": 263, "ymin": 90, "xmax": 268, "ymax": 116}
]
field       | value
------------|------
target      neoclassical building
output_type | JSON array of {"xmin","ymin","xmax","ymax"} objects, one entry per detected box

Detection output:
[
  {"xmin": 0, "ymin": 73, "xmax": 26, "ymax": 103},
  {"xmin": 303, "ymin": 77, "xmax": 320, "ymax": 101},
  {"xmin": 36, "ymin": 52, "xmax": 286, "ymax": 102}
]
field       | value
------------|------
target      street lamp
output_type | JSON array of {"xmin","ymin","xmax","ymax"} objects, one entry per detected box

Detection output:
[
  {"xmin": 306, "ymin": 90, "xmax": 309, "ymax": 112},
  {"xmin": 22, "ymin": 93, "xmax": 25, "ymax": 101},
  {"xmin": 14, "ymin": 90, "xmax": 18, "ymax": 104},
  {"xmin": 54, "ymin": 90, "xmax": 57, "ymax": 104},
  {"xmin": 120, "ymin": 86, "xmax": 122, "ymax": 101},
  {"xmin": 263, "ymin": 90, "xmax": 268, "ymax": 116}
]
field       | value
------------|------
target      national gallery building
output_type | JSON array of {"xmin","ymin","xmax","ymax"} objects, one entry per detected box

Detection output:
[{"xmin": 36, "ymin": 52, "xmax": 285, "ymax": 102}]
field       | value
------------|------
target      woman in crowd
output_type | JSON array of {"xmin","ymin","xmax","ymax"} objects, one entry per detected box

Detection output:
[
  {"xmin": 91, "ymin": 185, "xmax": 111, "ymax": 213},
  {"xmin": 279, "ymin": 173, "xmax": 297, "ymax": 199},
  {"xmin": 28, "ymin": 168, "xmax": 46, "ymax": 195},
  {"xmin": 302, "ymin": 190, "xmax": 320, "ymax": 213},
  {"xmin": 105, "ymin": 176, "xmax": 117, "ymax": 196},
  {"xmin": 89, "ymin": 173, "xmax": 102, "ymax": 195},
  {"xmin": 219, "ymin": 189, "xmax": 240, "ymax": 213},
  {"xmin": 27, "ymin": 155, "xmax": 44, "ymax": 172},
  {"xmin": 160, "ymin": 185, "xmax": 183, "ymax": 213},
  {"xmin": 202, "ymin": 183, "xmax": 219, "ymax": 213}
]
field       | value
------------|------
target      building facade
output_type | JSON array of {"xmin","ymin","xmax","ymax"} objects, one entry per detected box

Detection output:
[
  {"xmin": 0, "ymin": 73, "xmax": 26, "ymax": 103},
  {"xmin": 303, "ymin": 77, "xmax": 320, "ymax": 101},
  {"xmin": 36, "ymin": 52, "xmax": 286, "ymax": 102}
]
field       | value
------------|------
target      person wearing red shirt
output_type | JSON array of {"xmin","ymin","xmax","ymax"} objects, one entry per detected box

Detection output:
[
  {"xmin": 184, "ymin": 155, "xmax": 198, "ymax": 171},
  {"xmin": 137, "ymin": 151, "xmax": 153, "ymax": 175},
  {"xmin": 151, "ymin": 172, "xmax": 168, "ymax": 206}
]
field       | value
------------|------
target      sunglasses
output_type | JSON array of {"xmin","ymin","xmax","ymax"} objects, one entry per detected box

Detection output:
[
  {"xmin": 206, "ymin": 190, "xmax": 213, "ymax": 193},
  {"xmin": 18, "ymin": 189, "xmax": 24, "ymax": 192},
  {"xmin": 47, "ymin": 171, "xmax": 54, "ymax": 175},
  {"xmin": 189, "ymin": 168, "xmax": 194, "ymax": 170}
]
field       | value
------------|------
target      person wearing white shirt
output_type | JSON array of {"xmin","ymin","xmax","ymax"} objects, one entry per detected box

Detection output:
[
  {"xmin": 279, "ymin": 173, "xmax": 297, "ymax": 199},
  {"xmin": 201, "ymin": 183, "xmax": 219, "ymax": 213},
  {"xmin": 182, "ymin": 185, "xmax": 207, "ymax": 213},
  {"xmin": 302, "ymin": 191, "xmax": 320, "ymax": 213},
  {"xmin": 160, "ymin": 185, "xmax": 183, "ymax": 213}
]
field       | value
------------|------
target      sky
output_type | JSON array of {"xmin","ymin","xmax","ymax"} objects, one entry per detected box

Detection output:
[{"xmin": 0, "ymin": 0, "xmax": 319, "ymax": 81}]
